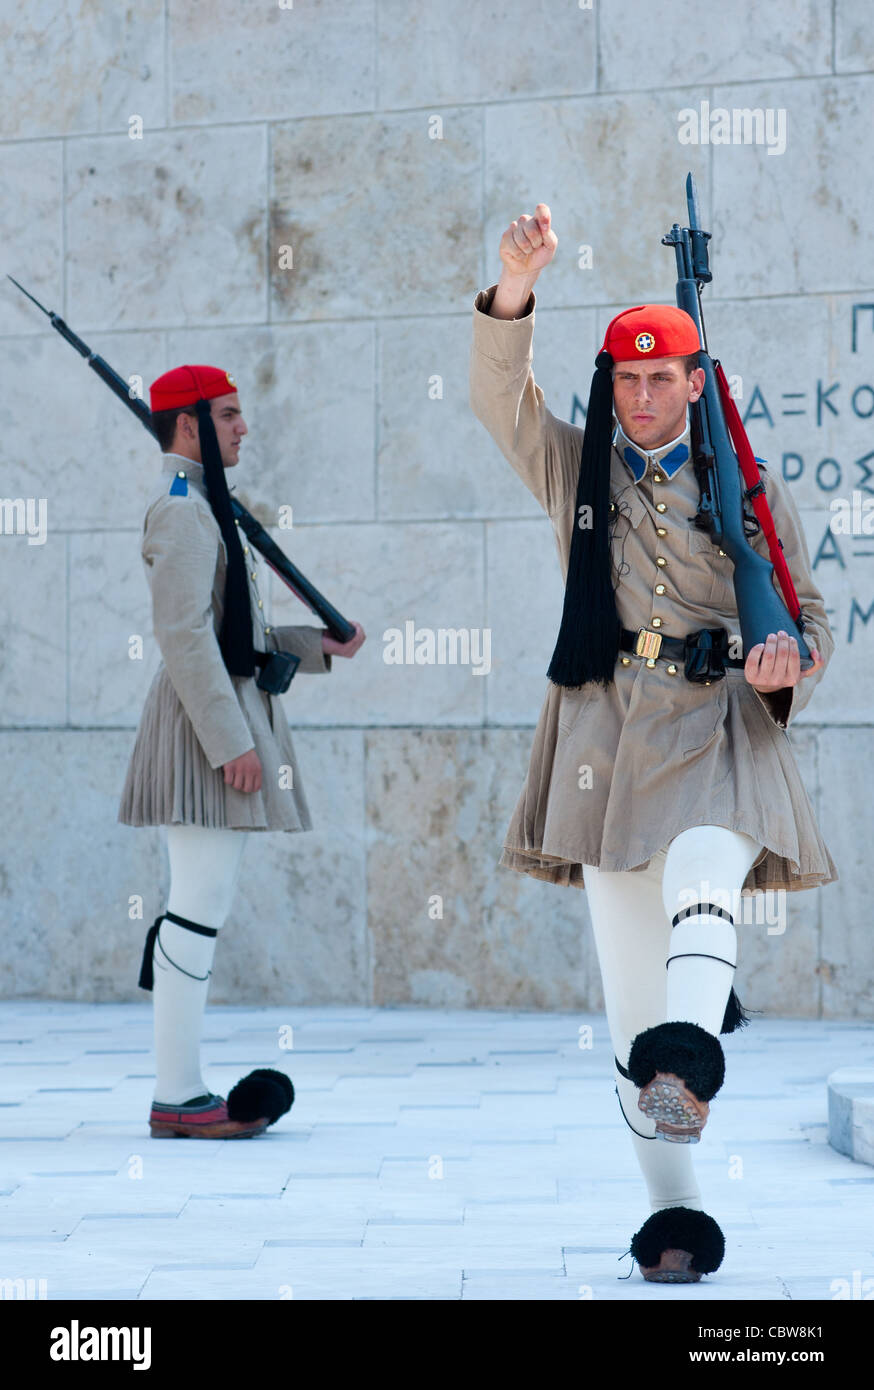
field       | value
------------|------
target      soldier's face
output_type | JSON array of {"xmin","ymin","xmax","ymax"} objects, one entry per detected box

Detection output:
[
  {"xmin": 611, "ymin": 357, "xmax": 704, "ymax": 452},
  {"xmin": 208, "ymin": 392, "xmax": 248, "ymax": 468}
]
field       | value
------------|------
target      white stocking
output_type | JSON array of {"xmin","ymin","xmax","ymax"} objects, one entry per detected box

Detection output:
[
  {"xmin": 584, "ymin": 826, "xmax": 763, "ymax": 1213},
  {"xmin": 151, "ymin": 824, "xmax": 248, "ymax": 1105},
  {"xmin": 585, "ymin": 853, "xmax": 701, "ymax": 1212},
  {"xmin": 661, "ymin": 826, "xmax": 762, "ymax": 1036}
]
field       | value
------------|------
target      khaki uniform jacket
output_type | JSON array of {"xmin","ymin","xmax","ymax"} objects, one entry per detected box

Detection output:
[
  {"xmin": 118, "ymin": 453, "xmax": 331, "ymax": 832},
  {"xmin": 469, "ymin": 283, "xmax": 838, "ymax": 894}
]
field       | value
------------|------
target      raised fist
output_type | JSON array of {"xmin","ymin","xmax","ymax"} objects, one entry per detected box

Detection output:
[{"xmin": 498, "ymin": 203, "xmax": 558, "ymax": 277}]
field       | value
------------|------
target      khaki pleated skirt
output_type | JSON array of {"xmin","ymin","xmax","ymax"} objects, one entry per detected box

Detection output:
[
  {"xmin": 118, "ymin": 664, "xmax": 313, "ymax": 832},
  {"xmin": 498, "ymin": 664, "xmax": 839, "ymax": 895}
]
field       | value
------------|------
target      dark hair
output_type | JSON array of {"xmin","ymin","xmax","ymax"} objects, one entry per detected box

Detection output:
[
  {"xmin": 682, "ymin": 351, "xmax": 701, "ymax": 376},
  {"xmin": 151, "ymin": 405, "xmax": 197, "ymax": 452}
]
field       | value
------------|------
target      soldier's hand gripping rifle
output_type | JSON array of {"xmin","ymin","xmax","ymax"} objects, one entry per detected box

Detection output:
[
  {"xmin": 662, "ymin": 176, "xmax": 813, "ymax": 670},
  {"xmin": 7, "ymin": 275, "xmax": 356, "ymax": 645}
]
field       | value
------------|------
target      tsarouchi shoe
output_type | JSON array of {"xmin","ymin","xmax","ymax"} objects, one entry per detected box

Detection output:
[
  {"xmin": 626, "ymin": 1021, "xmax": 725, "ymax": 1143},
  {"xmin": 629, "ymin": 1206, "xmax": 725, "ymax": 1283},
  {"xmin": 149, "ymin": 1093, "xmax": 269, "ymax": 1139},
  {"xmin": 149, "ymin": 1068, "xmax": 295, "ymax": 1139}
]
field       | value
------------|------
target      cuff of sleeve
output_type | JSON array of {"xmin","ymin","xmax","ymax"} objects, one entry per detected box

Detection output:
[
  {"xmin": 204, "ymin": 735, "xmax": 256, "ymax": 772},
  {"xmin": 273, "ymin": 625, "xmax": 332, "ymax": 674},
  {"xmin": 472, "ymin": 284, "xmax": 536, "ymax": 359},
  {"xmin": 753, "ymin": 685, "xmax": 793, "ymax": 730}
]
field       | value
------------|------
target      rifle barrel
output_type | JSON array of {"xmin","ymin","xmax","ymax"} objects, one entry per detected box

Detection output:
[
  {"xmin": 6, "ymin": 275, "xmax": 355, "ymax": 643},
  {"xmin": 663, "ymin": 180, "xmax": 811, "ymax": 669}
]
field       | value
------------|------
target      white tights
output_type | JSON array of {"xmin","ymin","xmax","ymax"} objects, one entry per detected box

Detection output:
[
  {"xmin": 151, "ymin": 824, "xmax": 249, "ymax": 1104},
  {"xmin": 583, "ymin": 825, "xmax": 763, "ymax": 1213}
]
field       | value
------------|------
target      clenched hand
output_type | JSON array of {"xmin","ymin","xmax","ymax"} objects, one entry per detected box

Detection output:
[
  {"xmin": 223, "ymin": 748, "xmax": 262, "ymax": 794},
  {"xmin": 498, "ymin": 203, "xmax": 558, "ymax": 277},
  {"xmin": 745, "ymin": 631, "xmax": 823, "ymax": 692}
]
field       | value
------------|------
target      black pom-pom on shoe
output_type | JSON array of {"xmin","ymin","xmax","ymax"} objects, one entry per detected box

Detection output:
[
  {"xmin": 226, "ymin": 1068, "xmax": 294, "ymax": 1125},
  {"xmin": 627, "ymin": 1021, "xmax": 725, "ymax": 1103},
  {"xmin": 249, "ymin": 1067, "xmax": 294, "ymax": 1111},
  {"xmin": 630, "ymin": 1206, "xmax": 725, "ymax": 1282}
]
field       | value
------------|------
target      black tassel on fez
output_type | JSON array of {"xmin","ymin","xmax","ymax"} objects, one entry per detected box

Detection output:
[
  {"xmin": 546, "ymin": 350, "xmax": 622, "ymax": 689},
  {"xmin": 195, "ymin": 396, "xmax": 256, "ymax": 679}
]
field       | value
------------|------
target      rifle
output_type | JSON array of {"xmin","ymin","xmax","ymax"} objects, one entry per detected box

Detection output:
[
  {"xmin": 661, "ymin": 177, "xmax": 813, "ymax": 670},
  {"xmin": 7, "ymin": 275, "xmax": 356, "ymax": 645}
]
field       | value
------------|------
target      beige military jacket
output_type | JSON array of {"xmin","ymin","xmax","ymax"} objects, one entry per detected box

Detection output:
[
  {"xmin": 469, "ymin": 283, "xmax": 838, "ymax": 894},
  {"xmin": 118, "ymin": 452, "xmax": 331, "ymax": 832}
]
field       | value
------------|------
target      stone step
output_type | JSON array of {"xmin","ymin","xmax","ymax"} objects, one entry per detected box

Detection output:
[{"xmin": 827, "ymin": 1067, "xmax": 874, "ymax": 1166}]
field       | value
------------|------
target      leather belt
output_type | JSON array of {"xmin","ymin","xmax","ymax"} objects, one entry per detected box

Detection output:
[{"xmin": 614, "ymin": 628, "xmax": 744, "ymax": 669}]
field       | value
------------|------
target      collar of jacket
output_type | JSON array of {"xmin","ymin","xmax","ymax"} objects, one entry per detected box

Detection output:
[
  {"xmin": 613, "ymin": 418, "xmax": 692, "ymax": 484},
  {"xmin": 161, "ymin": 452, "xmax": 208, "ymax": 496}
]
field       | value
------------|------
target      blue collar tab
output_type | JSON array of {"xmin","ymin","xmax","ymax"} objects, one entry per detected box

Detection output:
[{"xmin": 616, "ymin": 424, "xmax": 691, "ymax": 484}]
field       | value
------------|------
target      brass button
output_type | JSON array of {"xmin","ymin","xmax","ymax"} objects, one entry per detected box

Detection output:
[
  {"xmin": 656, "ymin": 526, "xmax": 667, "ymax": 536},
  {"xmin": 655, "ymin": 583, "xmax": 666, "ymax": 595},
  {"xmin": 251, "ymin": 570, "xmax": 257, "ymax": 579},
  {"xmin": 176, "ymin": 470, "xmax": 186, "ymax": 478},
  {"xmin": 620, "ymin": 656, "xmax": 631, "ymax": 665},
  {"xmin": 718, "ymin": 548, "xmax": 726, "ymax": 556},
  {"xmin": 265, "ymin": 626, "xmax": 272, "ymax": 634},
  {"xmin": 609, "ymin": 502, "xmax": 616, "ymax": 512},
  {"xmin": 655, "ymin": 502, "xmax": 667, "ymax": 513},
  {"xmin": 257, "ymin": 599, "xmax": 263, "ymax": 608},
  {"xmin": 656, "ymin": 556, "xmax": 667, "ymax": 567},
  {"xmin": 645, "ymin": 657, "xmax": 657, "ymax": 668},
  {"xmin": 235, "ymin": 519, "xmax": 241, "ymax": 527},
  {"xmin": 651, "ymin": 617, "xmax": 662, "ymax": 628},
  {"xmin": 666, "ymin": 663, "xmax": 678, "ymax": 675},
  {"xmin": 243, "ymin": 546, "xmax": 249, "ymax": 555},
  {"xmin": 653, "ymin": 472, "xmax": 664, "ymax": 483}
]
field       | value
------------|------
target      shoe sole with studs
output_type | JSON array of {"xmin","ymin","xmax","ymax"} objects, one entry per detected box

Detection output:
[{"xmin": 638, "ymin": 1071, "xmax": 709, "ymax": 1142}]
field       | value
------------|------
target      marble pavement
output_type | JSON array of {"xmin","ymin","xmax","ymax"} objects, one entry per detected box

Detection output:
[
  {"xmin": 2, "ymin": 0, "xmax": 873, "ymax": 1015},
  {"xmin": 1, "ymin": 1001, "xmax": 872, "ymax": 1302}
]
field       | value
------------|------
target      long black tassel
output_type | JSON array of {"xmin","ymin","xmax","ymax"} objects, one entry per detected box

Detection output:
[
  {"xmin": 195, "ymin": 397, "xmax": 255, "ymax": 678},
  {"xmin": 720, "ymin": 987, "xmax": 753, "ymax": 1034},
  {"xmin": 546, "ymin": 350, "xmax": 621, "ymax": 688},
  {"xmin": 138, "ymin": 915, "xmax": 164, "ymax": 991}
]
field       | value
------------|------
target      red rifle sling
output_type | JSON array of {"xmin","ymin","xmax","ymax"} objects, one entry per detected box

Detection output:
[{"xmin": 714, "ymin": 360, "xmax": 802, "ymax": 623}]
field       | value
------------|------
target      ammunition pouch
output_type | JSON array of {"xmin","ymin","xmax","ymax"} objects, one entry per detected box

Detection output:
[
  {"xmin": 254, "ymin": 649, "xmax": 300, "ymax": 694},
  {"xmin": 683, "ymin": 628, "xmax": 729, "ymax": 683}
]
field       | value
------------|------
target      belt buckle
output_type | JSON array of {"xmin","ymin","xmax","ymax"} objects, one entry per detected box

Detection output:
[{"xmin": 634, "ymin": 627, "xmax": 662, "ymax": 660}]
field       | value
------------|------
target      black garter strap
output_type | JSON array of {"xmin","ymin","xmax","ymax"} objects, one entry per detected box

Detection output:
[
  {"xmin": 671, "ymin": 900, "xmax": 734, "ymax": 927},
  {"xmin": 613, "ymin": 1059, "xmax": 655, "ymax": 1139},
  {"xmin": 666, "ymin": 951, "xmax": 736, "ymax": 970},
  {"xmin": 138, "ymin": 910, "xmax": 218, "ymax": 992},
  {"xmin": 668, "ymin": 901, "xmax": 736, "ymax": 973},
  {"xmin": 613, "ymin": 1084, "xmax": 655, "ymax": 1140}
]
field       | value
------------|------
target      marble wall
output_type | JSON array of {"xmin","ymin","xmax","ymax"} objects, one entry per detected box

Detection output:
[{"xmin": 1, "ymin": 2, "xmax": 871, "ymax": 1014}]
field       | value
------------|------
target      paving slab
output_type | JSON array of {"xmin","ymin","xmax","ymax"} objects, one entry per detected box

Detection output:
[{"xmin": 0, "ymin": 1003, "xmax": 872, "ymax": 1300}]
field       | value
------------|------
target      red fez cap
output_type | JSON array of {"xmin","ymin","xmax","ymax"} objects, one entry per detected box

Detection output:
[
  {"xmin": 601, "ymin": 305, "xmax": 700, "ymax": 364},
  {"xmin": 149, "ymin": 364, "xmax": 238, "ymax": 413}
]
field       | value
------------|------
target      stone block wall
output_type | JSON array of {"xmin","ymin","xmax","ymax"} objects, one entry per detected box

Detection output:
[{"xmin": 0, "ymin": 2, "xmax": 871, "ymax": 1013}]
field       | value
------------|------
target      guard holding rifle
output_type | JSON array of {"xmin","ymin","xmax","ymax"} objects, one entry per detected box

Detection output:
[
  {"xmin": 6, "ymin": 276, "xmax": 366, "ymax": 1142},
  {"xmin": 469, "ymin": 195, "xmax": 837, "ymax": 1284},
  {"xmin": 118, "ymin": 364, "xmax": 365, "ymax": 1140}
]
